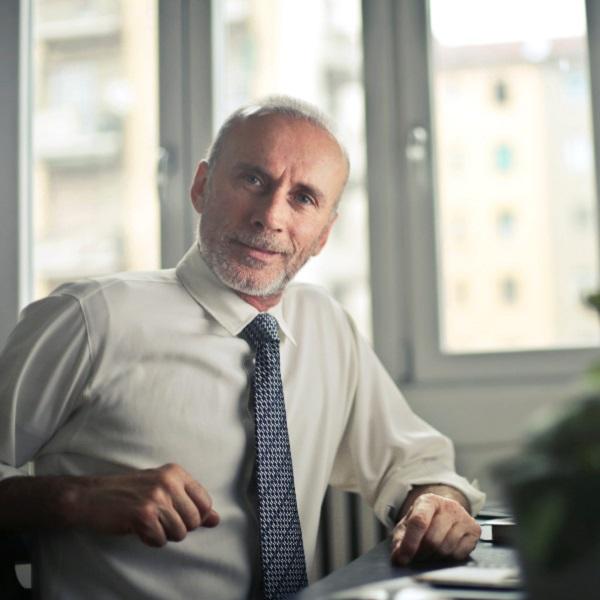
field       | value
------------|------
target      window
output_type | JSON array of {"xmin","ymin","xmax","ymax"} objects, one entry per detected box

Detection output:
[
  {"xmin": 431, "ymin": 0, "xmax": 599, "ymax": 356},
  {"xmin": 28, "ymin": 0, "xmax": 160, "ymax": 301},
  {"xmin": 493, "ymin": 79, "xmax": 509, "ymax": 104},
  {"xmin": 573, "ymin": 204, "xmax": 591, "ymax": 230},
  {"xmin": 455, "ymin": 280, "xmax": 469, "ymax": 305},
  {"xmin": 448, "ymin": 146, "xmax": 466, "ymax": 172},
  {"xmin": 449, "ymin": 213, "xmax": 468, "ymax": 244},
  {"xmin": 364, "ymin": 0, "xmax": 600, "ymax": 383},
  {"xmin": 497, "ymin": 210, "xmax": 516, "ymax": 238},
  {"xmin": 566, "ymin": 70, "xmax": 586, "ymax": 99},
  {"xmin": 499, "ymin": 276, "xmax": 518, "ymax": 304},
  {"xmin": 494, "ymin": 144, "xmax": 514, "ymax": 172},
  {"xmin": 563, "ymin": 136, "xmax": 593, "ymax": 173}
]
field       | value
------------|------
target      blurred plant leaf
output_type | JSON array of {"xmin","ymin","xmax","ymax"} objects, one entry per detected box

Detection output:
[
  {"xmin": 583, "ymin": 292, "xmax": 600, "ymax": 385},
  {"xmin": 585, "ymin": 292, "xmax": 600, "ymax": 315}
]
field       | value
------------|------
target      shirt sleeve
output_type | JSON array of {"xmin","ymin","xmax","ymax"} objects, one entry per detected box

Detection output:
[
  {"xmin": 328, "ymin": 319, "xmax": 485, "ymax": 528},
  {"xmin": 0, "ymin": 293, "xmax": 92, "ymax": 481}
]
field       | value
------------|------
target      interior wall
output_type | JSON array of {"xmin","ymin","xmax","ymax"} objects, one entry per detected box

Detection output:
[{"xmin": 405, "ymin": 377, "xmax": 585, "ymax": 502}]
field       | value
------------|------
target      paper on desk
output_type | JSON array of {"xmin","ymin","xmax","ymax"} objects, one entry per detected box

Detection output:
[{"xmin": 415, "ymin": 566, "xmax": 521, "ymax": 589}]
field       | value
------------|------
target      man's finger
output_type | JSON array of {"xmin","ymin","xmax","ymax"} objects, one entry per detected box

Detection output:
[
  {"xmin": 391, "ymin": 504, "xmax": 435, "ymax": 565},
  {"xmin": 134, "ymin": 505, "xmax": 168, "ymax": 547},
  {"xmin": 158, "ymin": 506, "xmax": 188, "ymax": 542},
  {"xmin": 414, "ymin": 514, "xmax": 454, "ymax": 560},
  {"xmin": 454, "ymin": 532, "xmax": 479, "ymax": 561},
  {"xmin": 436, "ymin": 522, "xmax": 463, "ymax": 558},
  {"xmin": 185, "ymin": 480, "xmax": 220, "ymax": 526},
  {"xmin": 138, "ymin": 526, "xmax": 167, "ymax": 548},
  {"xmin": 203, "ymin": 509, "xmax": 220, "ymax": 528},
  {"xmin": 391, "ymin": 521, "xmax": 405, "ymax": 548},
  {"xmin": 172, "ymin": 492, "xmax": 202, "ymax": 531}
]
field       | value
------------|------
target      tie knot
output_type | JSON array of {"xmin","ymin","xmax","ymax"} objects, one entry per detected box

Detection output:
[{"xmin": 240, "ymin": 313, "xmax": 279, "ymax": 349}]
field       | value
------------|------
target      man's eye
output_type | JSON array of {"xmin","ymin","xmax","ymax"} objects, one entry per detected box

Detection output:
[
  {"xmin": 244, "ymin": 174, "xmax": 261, "ymax": 186},
  {"xmin": 296, "ymin": 193, "xmax": 315, "ymax": 206}
]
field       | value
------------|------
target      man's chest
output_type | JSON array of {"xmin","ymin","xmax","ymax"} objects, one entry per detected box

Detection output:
[{"xmin": 62, "ymin": 327, "xmax": 351, "ymax": 482}]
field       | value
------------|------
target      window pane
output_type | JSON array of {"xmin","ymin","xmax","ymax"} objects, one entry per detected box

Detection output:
[
  {"xmin": 216, "ymin": 0, "xmax": 371, "ymax": 338},
  {"xmin": 31, "ymin": 0, "xmax": 160, "ymax": 300},
  {"xmin": 430, "ymin": 0, "xmax": 600, "ymax": 353}
]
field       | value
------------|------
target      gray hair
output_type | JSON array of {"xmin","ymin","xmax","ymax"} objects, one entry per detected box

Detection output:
[{"xmin": 206, "ymin": 95, "xmax": 350, "ymax": 175}]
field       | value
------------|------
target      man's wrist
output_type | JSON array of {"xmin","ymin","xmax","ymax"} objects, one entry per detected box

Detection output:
[
  {"xmin": 57, "ymin": 476, "xmax": 93, "ymax": 529},
  {"xmin": 397, "ymin": 484, "xmax": 471, "ymax": 522},
  {"xmin": 0, "ymin": 474, "xmax": 94, "ymax": 531}
]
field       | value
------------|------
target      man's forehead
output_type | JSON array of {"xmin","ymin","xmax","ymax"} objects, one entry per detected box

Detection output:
[
  {"xmin": 224, "ymin": 114, "xmax": 343, "ymax": 160},
  {"xmin": 209, "ymin": 113, "xmax": 349, "ymax": 204}
]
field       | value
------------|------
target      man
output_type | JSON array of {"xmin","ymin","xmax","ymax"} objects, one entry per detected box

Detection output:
[{"xmin": 0, "ymin": 97, "xmax": 484, "ymax": 599}]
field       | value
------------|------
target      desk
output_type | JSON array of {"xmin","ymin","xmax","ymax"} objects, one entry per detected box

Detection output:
[{"xmin": 298, "ymin": 539, "xmax": 524, "ymax": 600}]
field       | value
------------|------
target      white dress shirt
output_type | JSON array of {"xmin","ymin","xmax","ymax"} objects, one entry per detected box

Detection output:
[{"xmin": 0, "ymin": 244, "xmax": 484, "ymax": 599}]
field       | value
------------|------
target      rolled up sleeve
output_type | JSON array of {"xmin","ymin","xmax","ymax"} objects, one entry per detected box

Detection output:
[{"xmin": 329, "ymin": 325, "xmax": 485, "ymax": 529}]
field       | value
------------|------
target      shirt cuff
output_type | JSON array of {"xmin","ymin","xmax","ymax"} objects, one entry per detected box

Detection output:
[{"xmin": 375, "ymin": 472, "xmax": 486, "ymax": 529}]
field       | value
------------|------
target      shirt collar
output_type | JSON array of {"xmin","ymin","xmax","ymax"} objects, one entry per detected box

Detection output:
[{"xmin": 175, "ymin": 244, "xmax": 297, "ymax": 345}]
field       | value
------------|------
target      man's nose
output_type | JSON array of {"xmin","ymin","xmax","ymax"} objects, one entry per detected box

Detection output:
[{"xmin": 250, "ymin": 188, "xmax": 288, "ymax": 232}]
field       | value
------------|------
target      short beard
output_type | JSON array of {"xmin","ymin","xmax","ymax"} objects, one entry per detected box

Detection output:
[{"xmin": 198, "ymin": 224, "xmax": 294, "ymax": 297}]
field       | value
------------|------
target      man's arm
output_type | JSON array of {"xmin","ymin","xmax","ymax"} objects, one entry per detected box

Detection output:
[
  {"xmin": 390, "ymin": 484, "xmax": 481, "ymax": 565},
  {"xmin": 0, "ymin": 295, "xmax": 219, "ymax": 546},
  {"xmin": 0, "ymin": 464, "xmax": 219, "ymax": 547},
  {"xmin": 0, "ymin": 293, "xmax": 222, "ymax": 547}
]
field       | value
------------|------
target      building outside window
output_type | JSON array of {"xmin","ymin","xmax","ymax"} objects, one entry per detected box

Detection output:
[
  {"xmin": 497, "ymin": 210, "xmax": 516, "ymax": 238},
  {"xmin": 431, "ymin": 0, "xmax": 599, "ymax": 355},
  {"xmin": 494, "ymin": 144, "xmax": 514, "ymax": 172},
  {"xmin": 493, "ymin": 79, "xmax": 509, "ymax": 104},
  {"xmin": 500, "ymin": 276, "xmax": 518, "ymax": 304},
  {"xmin": 30, "ymin": 0, "xmax": 160, "ymax": 300}
]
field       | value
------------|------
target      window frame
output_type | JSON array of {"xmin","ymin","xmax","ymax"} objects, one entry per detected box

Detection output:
[
  {"xmin": 0, "ymin": 0, "xmax": 28, "ymax": 346},
  {"xmin": 362, "ymin": 0, "xmax": 600, "ymax": 384},
  {"xmin": 158, "ymin": 0, "xmax": 214, "ymax": 268}
]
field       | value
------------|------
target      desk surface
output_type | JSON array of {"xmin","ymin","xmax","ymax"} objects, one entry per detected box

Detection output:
[{"xmin": 298, "ymin": 539, "xmax": 523, "ymax": 600}]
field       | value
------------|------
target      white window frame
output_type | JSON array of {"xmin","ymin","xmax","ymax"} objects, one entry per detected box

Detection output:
[{"xmin": 363, "ymin": 0, "xmax": 600, "ymax": 385}]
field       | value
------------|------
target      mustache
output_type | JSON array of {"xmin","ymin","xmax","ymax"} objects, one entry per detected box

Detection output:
[{"xmin": 231, "ymin": 232, "xmax": 293, "ymax": 255}]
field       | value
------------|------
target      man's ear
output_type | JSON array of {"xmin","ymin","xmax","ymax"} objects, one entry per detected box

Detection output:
[
  {"xmin": 190, "ymin": 161, "xmax": 210, "ymax": 214},
  {"xmin": 312, "ymin": 212, "xmax": 338, "ymax": 257}
]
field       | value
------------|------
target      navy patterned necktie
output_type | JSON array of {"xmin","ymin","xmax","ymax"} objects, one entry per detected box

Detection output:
[{"xmin": 240, "ymin": 314, "xmax": 308, "ymax": 599}]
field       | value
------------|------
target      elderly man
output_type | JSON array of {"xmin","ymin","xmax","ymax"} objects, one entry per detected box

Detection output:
[{"xmin": 0, "ymin": 97, "xmax": 484, "ymax": 599}]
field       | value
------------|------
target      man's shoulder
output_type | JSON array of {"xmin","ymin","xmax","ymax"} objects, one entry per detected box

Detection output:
[
  {"xmin": 282, "ymin": 281, "xmax": 355, "ymax": 332},
  {"xmin": 50, "ymin": 268, "xmax": 179, "ymax": 303},
  {"xmin": 284, "ymin": 280, "xmax": 340, "ymax": 308}
]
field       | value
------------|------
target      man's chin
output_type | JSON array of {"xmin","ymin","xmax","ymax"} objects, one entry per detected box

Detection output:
[{"xmin": 214, "ymin": 264, "xmax": 288, "ymax": 297}]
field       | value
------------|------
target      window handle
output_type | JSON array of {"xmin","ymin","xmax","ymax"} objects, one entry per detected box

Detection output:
[
  {"xmin": 406, "ymin": 126, "xmax": 430, "ymax": 194},
  {"xmin": 405, "ymin": 126, "xmax": 428, "ymax": 162},
  {"xmin": 157, "ymin": 146, "xmax": 171, "ymax": 204}
]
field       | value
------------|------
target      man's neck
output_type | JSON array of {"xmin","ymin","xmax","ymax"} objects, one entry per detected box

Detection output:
[{"xmin": 236, "ymin": 290, "xmax": 282, "ymax": 312}]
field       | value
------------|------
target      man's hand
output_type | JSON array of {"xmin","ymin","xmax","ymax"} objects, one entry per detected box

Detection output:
[
  {"xmin": 391, "ymin": 490, "xmax": 481, "ymax": 566},
  {"xmin": 67, "ymin": 463, "xmax": 220, "ymax": 547}
]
